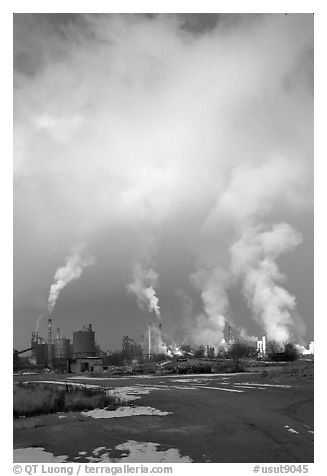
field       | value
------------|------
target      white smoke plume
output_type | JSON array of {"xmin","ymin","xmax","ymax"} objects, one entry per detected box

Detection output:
[
  {"xmin": 35, "ymin": 314, "xmax": 43, "ymax": 333},
  {"xmin": 150, "ymin": 325, "xmax": 166, "ymax": 354},
  {"xmin": 295, "ymin": 344, "xmax": 311, "ymax": 355},
  {"xmin": 231, "ymin": 324, "xmax": 257, "ymax": 343},
  {"xmin": 149, "ymin": 324, "xmax": 182, "ymax": 357},
  {"xmin": 168, "ymin": 342, "xmax": 183, "ymax": 357},
  {"xmin": 127, "ymin": 264, "xmax": 161, "ymax": 319},
  {"xmin": 237, "ymin": 328, "xmax": 257, "ymax": 343},
  {"xmin": 190, "ymin": 267, "xmax": 229, "ymax": 346},
  {"xmin": 48, "ymin": 243, "xmax": 96, "ymax": 314},
  {"xmin": 230, "ymin": 223, "xmax": 303, "ymax": 344}
]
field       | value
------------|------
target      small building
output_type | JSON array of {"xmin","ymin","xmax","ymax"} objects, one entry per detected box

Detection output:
[
  {"xmin": 308, "ymin": 341, "xmax": 314, "ymax": 355},
  {"xmin": 256, "ymin": 336, "xmax": 267, "ymax": 357},
  {"xmin": 71, "ymin": 356, "xmax": 103, "ymax": 373}
]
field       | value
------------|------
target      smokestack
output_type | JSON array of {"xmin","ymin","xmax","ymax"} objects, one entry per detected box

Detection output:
[
  {"xmin": 148, "ymin": 322, "xmax": 152, "ymax": 357},
  {"xmin": 48, "ymin": 318, "xmax": 52, "ymax": 344},
  {"xmin": 48, "ymin": 318, "xmax": 53, "ymax": 367},
  {"xmin": 262, "ymin": 336, "xmax": 267, "ymax": 356},
  {"xmin": 158, "ymin": 322, "xmax": 162, "ymax": 344},
  {"xmin": 56, "ymin": 328, "xmax": 61, "ymax": 340}
]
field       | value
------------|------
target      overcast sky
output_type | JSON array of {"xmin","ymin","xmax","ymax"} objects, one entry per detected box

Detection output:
[{"xmin": 13, "ymin": 13, "xmax": 313, "ymax": 352}]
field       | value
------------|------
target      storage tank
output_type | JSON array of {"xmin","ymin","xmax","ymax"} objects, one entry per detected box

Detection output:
[
  {"xmin": 36, "ymin": 343, "xmax": 48, "ymax": 365},
  {"xmin": 73, "ymin": 324, "xmax": 95, "ymax": 357},
  {"xmin": 54, "ymin": 338, "xmax": 71, "ymax": 359}
]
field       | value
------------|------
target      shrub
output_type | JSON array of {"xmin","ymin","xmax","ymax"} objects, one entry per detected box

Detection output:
[
  {"xmin": 13, "ymin": 384, "xmax": 118, "ymax": 418},
  {"xmin": 283, "ymin": 343, "xmax": 299, "ymax": 361}
]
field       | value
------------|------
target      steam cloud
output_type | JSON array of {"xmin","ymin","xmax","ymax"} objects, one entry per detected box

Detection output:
[
  {"xmin": 190, "ymin": 268, "xmax": 229, "ymax": 347},
  {"xmin": 48, "ymin": 243, "xmax": 96, "ymax": 314},
  {"xmin": 127, "ymin": 264, "xmax": 161, "ymax": 319},
  {"xmin": 230, "ymin": 223, "xmax": 303, "ymax": 343},
  {"xmin": 35, "ymin": 314, "xmax": 43, "ymax": 333}
]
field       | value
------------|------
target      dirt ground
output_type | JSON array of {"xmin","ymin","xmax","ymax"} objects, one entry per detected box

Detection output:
[{"xmin": 13, "ymin": 370, "xmax": 314, "ymax": 463}]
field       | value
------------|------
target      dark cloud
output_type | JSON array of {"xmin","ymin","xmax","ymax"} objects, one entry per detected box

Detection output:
[{"xmin": 176, "ymin": 13, "xmax": 221, "ymax": 34}]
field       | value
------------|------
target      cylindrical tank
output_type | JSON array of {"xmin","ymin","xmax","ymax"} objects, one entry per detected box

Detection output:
[
  {"xmin": 36, "ymin": 343, "xmax": 47, "ymax": 365},
  {"xmin": 54, "ymin": 338, "xmax": 71, "ymax": 359},
  {"xmin": 73, "ymin": 324, "xmax": 95, "ymax": 357}
]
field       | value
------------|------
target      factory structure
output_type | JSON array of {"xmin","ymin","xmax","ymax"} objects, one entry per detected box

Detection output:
[
  {"xmin": 14, "ymin": 319, "xmax": 150, "ymax": 373},
  {"xmin": 14, "ymin": 320, "xmax": 100, "ymax": 372},
  {"xmin": 13, "ymin": 318, "xmax": 314, "ymax": 373}
]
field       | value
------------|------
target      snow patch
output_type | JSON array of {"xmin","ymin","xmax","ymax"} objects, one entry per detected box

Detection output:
[
  {"xmin": 113, "ymin": 440, "xmax": 192, "ymax": 462},
  {"xmin": 285, "ymin": 426, "xmax": 299, "ymax": 434},
  {"xmin": 195, "ymin": 386, "xmax": 244, "ymax": 393},
  {"xmin": 92, "ymin": 446, "xmax": 107, "ymax": 455},
  {"xmin": 67, "ymin": 372, "xmax": 249, "ymax": 381},
  {"xmin": 86, "ymin": 441, "xmax": 192, "ymax": 463},
  {"xmin": 109, "ymin": 385, "xmax": 169, "ymax": 402},
  {"xmin": 233, "ymin": 385, "xmax": 257, "ymax": 389},
  {"xmin": 81, "ymin": 406, "xmax": 172, "ymax": 419},
  {"xmin": 235, "ymin": 383, "xmax": 291, "ymax": 388},
  {"xmin": 14, "ymin": 447, "xmax": 68, "ymax": 463},
  {"xmin": 169, "ymin": 386, "xmax": 199, "ymax": 390},
  {"xmin": 288, "ymin": 428, "xmax": 299, "ymax": 434},
  {"xmin": 171, "ymin": 378, "xmax": 212, "ymax": 383},
  {"xmin": 21, "ymin": 380, "xmax": 101, "ymax": 389}
]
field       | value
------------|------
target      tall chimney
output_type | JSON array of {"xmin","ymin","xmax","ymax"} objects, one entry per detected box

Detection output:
[
  {"xmin": 48, "ymin": 318, "xmax": 53, "ymax": 367},
  {"xmin": 140, "ymin": 334, "xmax": 144, "ymax": 354},
  {"xmin": 148, "ymin": 323, "xmax": 152, "ymax": 358},
  {"xmin": 56, "ymin": 327, "xmax": 60, "ymax": 340},
  {"xmin": 48, "ymin": 318, "xmax": 52, "ymax": 344}
]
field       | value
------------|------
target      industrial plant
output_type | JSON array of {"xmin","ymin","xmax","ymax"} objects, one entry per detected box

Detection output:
[{"xmin": 13, "ymin": 316, "xmax": 314, "ymax": 375}]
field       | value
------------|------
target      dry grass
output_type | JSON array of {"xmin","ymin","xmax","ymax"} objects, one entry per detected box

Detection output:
[
  {"xmin": 259, "ymin": 360, "xmax": 314, "ymax": 379},
  {"xmin": 13, "ymin": 383, "xmax": 119, "ymax": 418}
]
